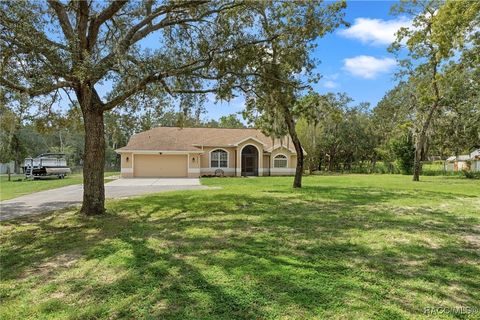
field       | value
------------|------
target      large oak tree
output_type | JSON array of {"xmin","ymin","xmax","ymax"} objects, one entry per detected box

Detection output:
[{"xmin": 0, "ymin": 0, "xmax": 297, "ymax": 214}]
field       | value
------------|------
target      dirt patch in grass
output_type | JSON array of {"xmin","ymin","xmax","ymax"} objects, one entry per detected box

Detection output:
[{"xmin": 25, "ymin": 253, "xmax": 81, "ymax": 279}]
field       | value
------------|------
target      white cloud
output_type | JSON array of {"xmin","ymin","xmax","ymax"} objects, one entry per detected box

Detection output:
[
  {"xmin": 323, "ymin": 80, "xmax": 338, "ymax": 89},
  {"xmin": 343, "ymin": 56, "xmax": 396, "ymax": 79},
  {"xmin": 327, "ymin": 73, "xmax": 339, "ymax": 80},
  {"xmin": 338, "ymin": 17, "xmax": 411, "ymax": 46},
  {"xmin": 321, "ymin": 73, "xmax": 339, "ymax": 89}
]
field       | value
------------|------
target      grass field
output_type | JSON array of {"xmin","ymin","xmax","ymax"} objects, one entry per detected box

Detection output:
[
  {"xmin": 0, "ymin": 172, "xmax": 119, "ymax": 201},
  {"xmin": 0, "ymin": 175, "xmax": 479, "ymax": 319}
]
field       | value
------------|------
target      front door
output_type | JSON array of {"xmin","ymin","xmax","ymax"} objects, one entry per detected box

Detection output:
[
  {"xmin": 241, "ymin": 145, "xmax": 258, "ymax": 176},
  {"xmin": 243, "ymin": 155, "xmax": 256, "ymax": 175}
]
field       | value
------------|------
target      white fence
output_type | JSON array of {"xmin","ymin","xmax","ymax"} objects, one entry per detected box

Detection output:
[
  {"xmin": 474, "ymin": 160, "xmax": 480, "ymax": 172},
  {"xmin": 445, "ymin": 160, "xmax": 480, "ymax": 172},
  {"xmin": 0, "ymin": 162, "xmax": 15, "ymax": 174}
]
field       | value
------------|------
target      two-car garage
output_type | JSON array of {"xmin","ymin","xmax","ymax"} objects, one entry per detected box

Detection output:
[{"xmin": 133, "ymin": 154, "xmax": 188, "ymax": 178}]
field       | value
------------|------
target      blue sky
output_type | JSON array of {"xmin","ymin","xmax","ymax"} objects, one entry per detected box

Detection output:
[
  {"xmin": 205, "ymin": 1, "xmax": 410, "ymax": 120},
  {"xmin": 52, "ymin": 1, "xmax": 409, "ymax": 121}
]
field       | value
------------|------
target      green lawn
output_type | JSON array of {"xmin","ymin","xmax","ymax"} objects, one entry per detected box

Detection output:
[
  {"xmin": 0, "ymin": 172, "xmax": 119, "ymax": 201},
  {"xmin": 1, "ymin": 175, "xmax": 479, "ymax": 319}
]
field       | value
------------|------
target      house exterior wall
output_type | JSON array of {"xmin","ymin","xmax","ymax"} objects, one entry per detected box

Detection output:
[
  {"xmin": 199, "ymin": 146, "xmax": 237, "ymax": 176},
  {"xmin": 270, "ymin": 147, "xmax": 296, "ymax": 175},
  {"xmin": 188, "ymin": 153, "xmax": 202, "ymax": 178},
  {"xmin": 120, "ymin": 152, "xmax": 133, "ymax": 178},
  {"xmin": 290, "ymin": 155, "xmax": 297, "ymax": 169},
  {"xmin": 115, "ymin": 127, "xmax": 309, "ymax": 178},
  {"xmin": 118, "ymin": 143, "xmax": 300, "ymax": 178},
  {"xmin": 262, "ymin": 155, "xmax": 270, "ymax": 176}
]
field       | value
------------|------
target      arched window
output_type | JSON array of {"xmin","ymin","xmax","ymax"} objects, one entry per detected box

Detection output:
[
  {"xmin": 273, "ymin": 154, "xmax": 288, "ymax": 168},
  {"xmin": 210, "ymin": 149, "xmax": 228, "ymax": 168}
]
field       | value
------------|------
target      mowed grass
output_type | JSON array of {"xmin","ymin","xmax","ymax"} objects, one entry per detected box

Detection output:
[
  {"xmin": 0, "ymin": 172, "xmax": 119, "ymax": 201},
  {"xmin": 0, "ymin": 175, "xmax": 479, "ymax": 319}
]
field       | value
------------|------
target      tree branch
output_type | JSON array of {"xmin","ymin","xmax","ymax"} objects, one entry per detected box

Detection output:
[
  {"xmin": 87, "ymin": 0, "xmax": 128, "ymax": 50},
  {"xmin": 94, "ymin": 1, "xmax": 242, "ymax": 82},
  {"xmin": 0, "ymin": 35, "xmax": 68, "ymax": 78},
  {"xmin": 103, "ymin": 56, "xmax": 215, "ymax": 110},
  {"xmin": 122, "ymin": 1, "xmax": 207, "ymax": 45},
  {"xmin": 0, "ymin": 14, "xmax": 69, "ymax": 51},
  {"xmin": 47, "ymin": 0, "xmax": 75, "ymax": 44},
  {"xmin": 77, "ymin": 0, "xmax": 89, "ymax": 50},
  {"xmin": 0, "ymin": 78, "xmax": 72, "ymax": 97},
  {"xmin": 102, "ymin": 29, "xmax": 283, "ymax": 111}
]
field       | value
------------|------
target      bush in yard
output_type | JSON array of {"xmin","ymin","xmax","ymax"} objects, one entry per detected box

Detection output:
[
  {"xmin": 462, "ymin": 170, "xmax": 480, "ymax": 179},
  {"xmin": 389, "ymin": 132, "xmax": 415, "ymax": 175}
]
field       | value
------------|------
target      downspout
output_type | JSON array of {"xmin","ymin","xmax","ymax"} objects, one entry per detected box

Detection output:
[{"xmin": 234, "ymin": 149, "xmax": 237, "ymax": 176}]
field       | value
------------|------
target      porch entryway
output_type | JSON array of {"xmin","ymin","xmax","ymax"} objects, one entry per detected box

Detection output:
[{"xmin": 241, "ymin": 145, "xmax": 258, "ymax": 176}]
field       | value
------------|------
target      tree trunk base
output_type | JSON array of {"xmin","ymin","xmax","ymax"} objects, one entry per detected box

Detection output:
[{"xmin": 80, "ymin": 201, "xmax": 106, "ymax": 216}]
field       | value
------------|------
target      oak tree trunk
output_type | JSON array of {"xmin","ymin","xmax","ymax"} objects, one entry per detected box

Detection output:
[
  {"xmin": 413, "ymin": 103, "xmax": 437, "ymax": 182},
  {"xmin": 282, "ymin": 103, "xmax": 303, "ymax": 188},
  {"xmin": 412, "ymin": 140, "xmax": 422, "ymax": 181},
  {"xmin": 78, "ymin": 88, "xmax": 106, "ymax": 215},
  {"xmin": 328, "ymin": 152, "xmax": 335, "ymax": 172}
]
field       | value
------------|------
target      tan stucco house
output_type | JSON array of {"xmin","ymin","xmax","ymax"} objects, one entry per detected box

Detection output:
[{"xmin": 116, "ymin": 127, "xmax": 298, "ymax": 178}]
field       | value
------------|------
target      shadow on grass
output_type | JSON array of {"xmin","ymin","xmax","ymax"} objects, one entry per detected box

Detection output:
[{"xmin": 1, "ymin": 183, "xmax": 479, "ymax": 319}]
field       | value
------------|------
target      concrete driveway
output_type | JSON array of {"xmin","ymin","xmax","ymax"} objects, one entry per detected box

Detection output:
[{"xmin": 0, "ymin": 178, "xmax": 210, "ymax": 221}]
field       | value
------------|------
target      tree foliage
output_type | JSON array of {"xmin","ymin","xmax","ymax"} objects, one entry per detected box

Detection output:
[
  {"xmin": 389, "ymin": 125, "xmax": 415, "ymax": 175},
  {"xmin": 389, "ymin": 0, "xmax": 480, "ymax": 181},
  {"xmin": 296, "ymin": 93, "xmax": 379, "ymax": 173}
]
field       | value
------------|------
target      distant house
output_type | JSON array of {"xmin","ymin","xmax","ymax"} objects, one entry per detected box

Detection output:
[
  {"xmin": 445, "ymin": 149, "xmax": 480, "ymax": 172},
  {"xmin": 116, "ymin": 127, "xmax": 300, "ymax": 178}
]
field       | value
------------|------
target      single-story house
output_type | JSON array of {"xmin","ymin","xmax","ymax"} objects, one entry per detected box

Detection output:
[
  {"xmin": 115, "ymin": 127, "xmax": 299, "ymax": 178},
  {"xmin": 445, "ymin": 148, "xmax": 480, "ymax": 172}
]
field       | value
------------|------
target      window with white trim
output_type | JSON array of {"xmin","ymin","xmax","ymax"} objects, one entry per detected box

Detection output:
[
  {"xmin": 211, "ymin": 149, "xmax": 228, "ymax": 168},
  {"xmin": 273, "ymin": 154, "xmax": 288, "ymax": 168}
]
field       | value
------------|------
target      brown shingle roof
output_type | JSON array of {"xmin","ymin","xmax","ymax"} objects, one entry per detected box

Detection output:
[{"xmin": 116, "ymin": 127, "xmax": 295, "ymax": 153}]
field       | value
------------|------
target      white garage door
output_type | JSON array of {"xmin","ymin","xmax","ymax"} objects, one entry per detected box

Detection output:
[{"xmin": 133, "ymin": 154, "xmax": 188, "ymax": 177}]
